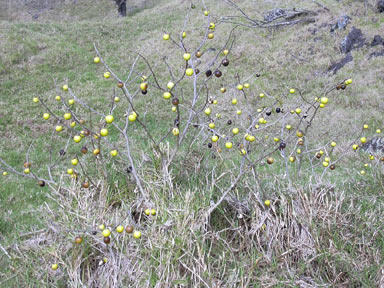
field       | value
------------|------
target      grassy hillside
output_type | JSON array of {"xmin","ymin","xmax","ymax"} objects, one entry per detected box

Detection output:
[{"xmin": 0, "ymin": 0, "xmax": 383, "ymax": 286}]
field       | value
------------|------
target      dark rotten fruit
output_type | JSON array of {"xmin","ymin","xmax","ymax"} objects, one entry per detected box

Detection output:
[
  {"xmin": 59, "ymin": 149, "xmax": 66, "ymax": 156},
  {"xmin": 81, "ymin": 147, "xmax": 88, "ymax": 154},
  {"xmin": 75, "ymin": 236, "xmax": 83, "ymax": 244},
  {"xmin": 195, "ymin": 51, "xmax": 202, "ymax": 58},
  {"xmin": 84, "ymin": 129, "xmax": 90, "ymax": 136},
  {"xmin": 24, "ymin": 162, "xmax": 31, "ymax": 168},
  {"xmin": 208, "ymin": 143, "xmax": 212, "ymax": 148},
  {"xmin": 38, "ymin": 180, "xmax": 45, "ymax": 187},
  {"xmin": 267, "ymin": 157, "xmax": 274, "ymax": 164},
  {"xmin": 276, "ymin": 108, "xmax": 281, "ymax": 113},
  {"xmin": 266, "ymin": 111, "xmax": 271, "ymax": 116},
  {"xmin": 194, "ymin": 68, "xmax": 200, "ymax": 74},
  {"xmin": 316, "ymin": 153, "xmax": 322, "ymax": 159},
  {"xmin": 125, "ymin": 225, "xmax": 134, "ymax": 233},
  {"xmin": 222, "ymin": 59, "xmax": 229, "ymax": 66},
  {"xmin": 104, "ymin": 237, "xmax": 111, "ymax": 244},
  {"xmin": 330, "ymin": 164, "xmax": 336, "ymax": 170},
  {"xmin": 141, "ymin": 90, "xmax": 147, "ymax": 95},
  {"xmin": 117, "ymin": 82, "xmax": 124, "ymax": 88},
  {"xmin": 82, "ymin": 182, "xmax": 90, "ymax": 189},
  {"xmin": 214, "ymin": 70, "xmax": 222, "ymax": 78},
  {"xmin": 227, "ymin": 120, "xmax": 232, "ymax": 125},
  {"xmin": 172, "ymin": 98, "xmax": 179, "ymax": 106},
  {"xmin": 279, "ymin": 142, "xmax": 286, "ymax": 150},
  {"xmin": 205, "ymin": 70, "xmax": 212, "ymax": 77}
]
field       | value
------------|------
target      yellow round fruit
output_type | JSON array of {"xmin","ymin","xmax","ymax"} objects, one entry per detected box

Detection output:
[
  {"xmin": 64, "ymin": 113, "xmax": 72, "ymax": 120},
  {"xmin": 24, "ymin": 168, "xmax": 30, "ymax": 174},
  {"xmin": 363, "ymin": 124, "xmax": 369, "ymax": 129},
  {"xmin": 289, "ymin": 156, "xmax": 295, "ymax": 162},
  {"xmin": 297, "ymin": 149, "xmax": 301, "ymax": 154},
  {"xmin": 322, "ymin": 161, "xmax": 329, "ymax": 167},
  {"xmin": 140, "ymin": 82, "xmax": 148, "ymax": 91},
  {"xmin": 163, "ymin": 33, "xmax": 170, "ymax": 40},
  {"xmin": 295, "ymin": 108, "xmax": 301, "ymax": 114},
  {"xmin": 116, "ymin": 225, "xmax": 124, "ymax": 233},
  {"xmin": 51, "ymin": 264, "xmax": 58, "ymax": 271},
  {"xmin": 128, "ymin": 114, "xmax": 137, "ymax": 122},
  {"xmin": 183, "ymin": 53, "xmax": 191, "ymax": 61},
  {"xmin": 345, "ymin": 79, "xmax": 352, "ymax": 85},
  {"xmin": 185, "ymin": 68, "xmax": 194, "ymax": 76},
  {"xmin": 67, "ymin": 168, "xmax": 73, "ymax": 175},
  {"xmin": 289, "ymin": 89, "xmax": 295, "ymax": 94},
  {"xmin": 133, "ymin": 231, "xmax": 141, "ymax": 239},
  {"xmin": 105, "ymin": 115, "xmax": 114, "ymax": 124},
  {"xmin": 220, "ymin": 87, "xmax": 226, "ymax": 93},
  {"xmin": 369, "ymin": 155, "xmax": 374, "ymax": 160},
  {"xmin": 43, "ymin": 113, "xmax": 50, "ymax": 120},
  {"xmin": 259, "ymin": 93, "xmax": 264, "ymax": 98},
  {"xmin": 212, "ymin": 135, "xmax": 219, "ymax": 142},
  {"xmin": 331, "ymin": 141, "xmax": 337, "ymax": 147},
  {"xmin": 232, "ymin": 128, "xmax": 239, "ymax": 135},
  {"xmin": 55, "ymin": 96, "xmax": 61, "ymax": 101},
  {"xmin": 110, "ymin": 150, "xmax": 118, "ymax": 157},
  {"xmin": 94, "ymin": 56, "xmax": 100, "ymax": 63},
  {"xmin": 352, "ymin": 144, "xmax": 359, "ymax": 150},
  {"xmin": 236, "ymin": 110, "xmax": 242, "ymax": 115},
  {"xmin": 244, "ymin": 83, "xmax": 250, "ymax": 88},
  {"xmin": 216, "ymin": 113, "xmax": 221, "ymax": 118},
  {"xmin": 102, "ymin": 229, "xmax": 111, "ymax": 237},
  {"xmin": 360, "ymin": 170, "xmax": 366, "ymax": 175},
  {"xmin": 225, "ymin": 142, "xmax": 233, "ymax": 149},
  {"xmin": 151, "ymin": 209, "xmax": 156, "ymax": 215},
  {"xmin": 248, "ymin": 135, "xmax": 255, "ymax": 142},
  {"xmin": 68, "ymin": 99, "xmax": 75, "ymax": 105},
  {"xmin": 255, "ymin": 124, "xmax": 259, "ymax": 129},
  {"xmin": 204, "ymin": 107, "xmax": 211, "ymax": 115},
  {"xmin": 145, "ymin": 209, "xmax": 150, "ymax": 216},
  {"xmin": 172, "ymin": 106, "xmax": 177, "ymax": 112},
  {"xmin": 258, "ymin": 118, "xmax": 265, "ymax": 124},
  {"xmin": 232, "ymin": 98, "xmax": 238, "ymax": 105},
  {"xmin": 104, "ymin": 72, "xmax": 110, "ymax": 79},
  {"xmin": 213, "ymin": 99, "xmax": 218, "ymax": 105},
  {"xmin": 62, "ymin": 85, "xmax": 68, "ymax": 91},
  {"xmin": 100, "ymin": 128, "xmax": 108, "ymax": 137},
  {"xmin": 320, "ymin": 97, "xmax": 328, "ymax": 104},
  {"xmin": 182, "ymin": 31, "xmax": 186, "ymax": 38},
  {"xmin": 209, "ymin": 123, "xmax": 215, "ymax": 129},
  {"xmin": 273, "ymin": 137, "xmax": 280, "ymax": 142},
  {"xmin": 360, "ymin": 137, "xmax": 367, "ymax": 144},
  {"xmin": 114, "ymin": 97, "xmax": 120, "ymax": 102},
  {"xmin": 33, "ymin": 97, "xmax": 39, "ymax": 103},
  {"xmin": 167, "ymin": 82, "xmax": 175, "ymax": 89},
  {"xmin": 204, "ymin": 10, "xmax": 210, "ymax": 16},
  {"xmin": 73, "ymin": 135, "xmax": 81, "ymax": 143},
  {"xmin": 56, "ymin": 126, "xmax": 63, "ymax": 132},
  {"xmin": 209, "ymin": 22, "xmax": 215, "ymax": 29},
  {"xmin": 296, "ymin": 130, "xmax": 304, "ymax": 137},
  {"xmin": 264, "ymin": 200, "xmax": 271, "ymax": 207},
  {"xmin": 2, "ymin": 171, "xmax": 8, "ymax": 176},
  {"xmin": 172, "ymin": 128, "xmax": 179, "ymax": 136},
  {"xmin": 237, "ymin": 84, "xmax": 243, "ymax": 90},
  {"xmin": 319, "ymin": 103, "xmax": 325, "ymax": 108},
  {"xmin": 223, "ymin": 49, "xmax": 229, "ymax": 55},
  {"xmin": 324, "ymin": 157, "xmax": 330, "ymax": 163},
  {"xmin": 319, "ymin": 150, "xmax": 324, "ymax": 155},
  {"xmin": 376, "ymin": 129, "xmax": 381, "ymax": 134},
  {"xmin": 70, "ymin": 121, "xmax": 76, "ymax": 128},
  {"xmin": 285, "ymin": 125, "xmax": 292, "ymax": 130},
  {"xmin": 71, "ymin": 159, "xmax": 78, "ymax": 166},
  {"xmin": 240, "ymin": 149, "xmax": 247, "ymax": 155},
  {"xmin": 163, "ymin": 92, "xmax": 171, "ymax": 99},
  {"xmin": 208, "ymin": 33, "xmax": 214, "ymax": 39}
]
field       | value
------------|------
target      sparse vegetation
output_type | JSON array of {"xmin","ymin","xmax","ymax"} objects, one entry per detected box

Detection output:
[{"xmin": 0, "ymin": 0, "xmax": 383, "ymax": 287}]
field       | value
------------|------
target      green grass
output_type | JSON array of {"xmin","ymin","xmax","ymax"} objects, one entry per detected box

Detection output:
[{"xmin": 0, "ymin": 0, "xmax": 384, "ymax": 286}]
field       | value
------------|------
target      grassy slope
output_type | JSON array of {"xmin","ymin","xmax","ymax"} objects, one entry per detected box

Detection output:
[{"xmin": 0, "ymin": 0, "xmax": 383, "ymax": 286}]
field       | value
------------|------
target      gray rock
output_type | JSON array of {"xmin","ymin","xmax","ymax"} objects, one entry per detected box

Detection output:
[
  {"xmin": 378, "ymin": 0, "xmax": 384, "ymax": 13},
  {"xmin": 361, "ymin": 137, "xmax": 384, "ymax": 153},
  {"xmin": 328, "ymin": 53, "xmax": 353, "ymax": 74},
  {"xmin": 340, "ymin": 27, "xmax": 366, "ymax": 53},
  {"xmin": 371, "ymin": 35, "xmax": 384, "ymax": 46},
  {"xmin": 330, "ymin": 15, "xmax": 351, "ymax": 32}
]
